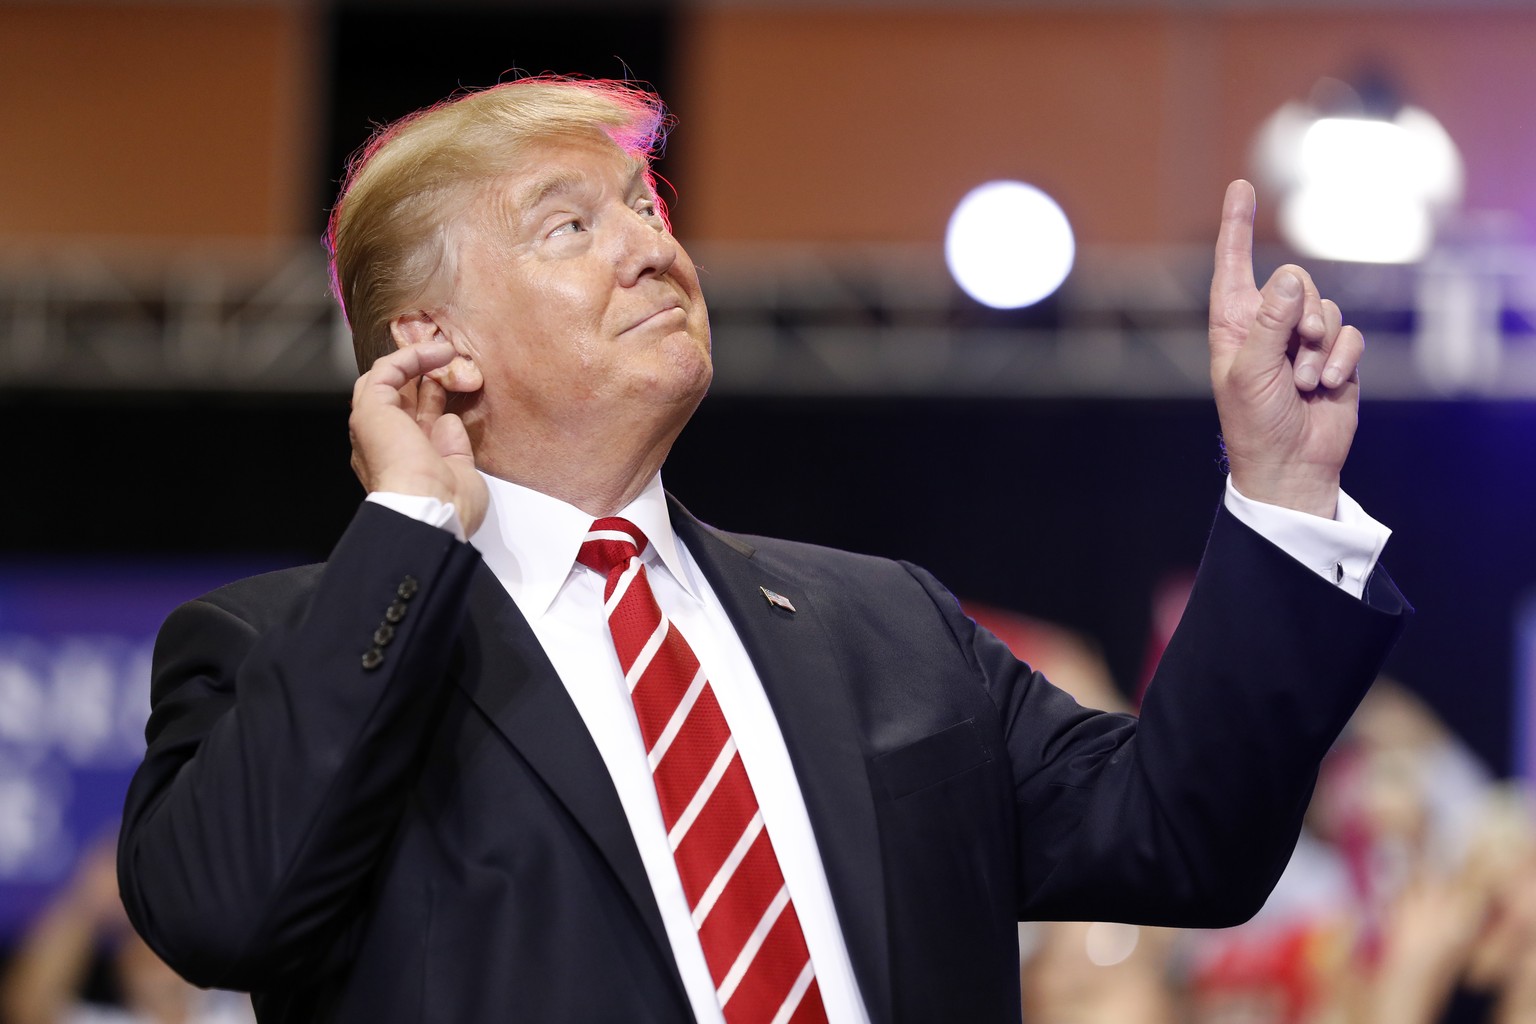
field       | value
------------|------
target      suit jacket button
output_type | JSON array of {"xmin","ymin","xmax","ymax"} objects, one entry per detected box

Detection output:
[
  {"xmin": 361, "ymin": 647, "xmax": 385, "ymax": 670},
  {"xmin": 397, "ymin": 576, "xmax": 419, "ymax": 600},
  {"xmin": 385, "ymin": 600, "xmax": 408, "ymax": 623},
  {"xmin": 373, "ymin": 624, "xmax": 395, "ymax": 646}
]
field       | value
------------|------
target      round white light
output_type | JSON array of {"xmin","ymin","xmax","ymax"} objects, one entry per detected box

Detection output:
[{"xmin": 946, "ymin": 181, "xmax": 1075, "ymax": 309}]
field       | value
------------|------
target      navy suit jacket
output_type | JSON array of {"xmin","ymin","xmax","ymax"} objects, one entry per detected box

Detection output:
[{"xmin": 119, "ymin": 498, "xmax": 1406, "ymax": 1023}]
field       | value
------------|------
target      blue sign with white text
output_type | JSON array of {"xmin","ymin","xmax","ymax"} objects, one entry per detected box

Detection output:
[{"xmin": 0, "ymin": 561, "xmax": 283, "ymax": 938}]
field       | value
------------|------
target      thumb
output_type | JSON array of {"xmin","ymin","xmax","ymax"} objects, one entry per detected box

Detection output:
[
  {"xmin": 1240, "ymin": 268, "xmax": 1305, "ymax": 368},
  {"xmin": 430, "ymin": 412, "xmax": 474, "ymax": 463},
  {"xmin": 431, "ymin": 412, "xmax": 487, "ymax": 536}
]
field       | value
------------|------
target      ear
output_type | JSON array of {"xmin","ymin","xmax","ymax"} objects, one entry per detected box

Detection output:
[{"xmin": 389, "ymin": 311, "xmax": 484, "ymax": 394}]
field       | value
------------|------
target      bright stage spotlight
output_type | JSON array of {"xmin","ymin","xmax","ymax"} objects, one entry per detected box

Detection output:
[
  {"xmin": 945, "ymin": 180, "xmax": 1075, "ymax": 309},
  {"xmin": 1254, "ymin": 80, "xmax": 1463, "ymax": 264}
]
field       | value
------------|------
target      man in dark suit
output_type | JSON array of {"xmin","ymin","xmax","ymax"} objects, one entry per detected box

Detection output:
[{"xmin": 118, "ymin": 79, "xmax": 1406, "ymax": 1023}]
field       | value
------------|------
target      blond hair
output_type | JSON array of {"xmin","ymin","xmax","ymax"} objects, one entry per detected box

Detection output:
[{"xmin": 327, "ymin": 78, "xmax": 670, "ymax": 372}]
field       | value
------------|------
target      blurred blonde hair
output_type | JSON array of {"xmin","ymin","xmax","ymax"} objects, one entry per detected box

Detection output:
[{"xmin": 326, "ymin": 77, "xmax": 670, "ymax": 372}]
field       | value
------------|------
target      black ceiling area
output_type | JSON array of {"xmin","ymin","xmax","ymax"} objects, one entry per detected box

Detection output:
[{"xmin": 320, "ymin": 3, "xmax": 678, "ymax": 233}]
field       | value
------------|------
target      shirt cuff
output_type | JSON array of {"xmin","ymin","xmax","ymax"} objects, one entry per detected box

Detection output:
[
  {"xmin": 1223, "ymin": 479, "xmax": 1390, "ymax": 600},
  {"xmin": 365, "ymin": 491, "xmax": 466, "ymax": 542}
]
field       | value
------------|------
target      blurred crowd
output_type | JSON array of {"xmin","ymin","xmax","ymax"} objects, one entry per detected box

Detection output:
[
  {"xmin": 0, "ymin": 836, "xmax": 254, "ymax": 1024},
  {"xmin": 975, "ymin": 602, "xmax": 1536, "ymax": 1024}
]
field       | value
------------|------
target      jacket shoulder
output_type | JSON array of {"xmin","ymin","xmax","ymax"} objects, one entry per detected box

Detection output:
[{"xmin": 172, "ymin": 562, "xmax": 328, "ymax": 634}]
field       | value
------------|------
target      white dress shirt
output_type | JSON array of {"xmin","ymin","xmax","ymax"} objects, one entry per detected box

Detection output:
[
  {"xmin": 367, "ymin": 474, "xmax": 1390, "ymax": 1023},
  {"xmin": 1223, "ymin": 479, "xmax": 1389, "ymax": 598}
]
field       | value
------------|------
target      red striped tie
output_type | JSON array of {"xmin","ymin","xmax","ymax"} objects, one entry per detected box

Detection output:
[{"xmin": 578, "ymin": 518, "xmax": 829, "ymax": 1024}]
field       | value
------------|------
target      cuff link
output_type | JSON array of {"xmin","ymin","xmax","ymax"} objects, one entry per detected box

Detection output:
[{"xmin": 362, "ymin": 575, "xmax": 418, "ymax": 670}]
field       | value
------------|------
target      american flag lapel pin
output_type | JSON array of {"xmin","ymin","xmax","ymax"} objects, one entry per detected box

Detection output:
[{"xmin": 759, "ymin": 586, "xmax": 796, "ymax": 613}]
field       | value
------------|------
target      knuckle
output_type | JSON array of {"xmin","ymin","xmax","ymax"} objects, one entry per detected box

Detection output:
[{"xmin": 1253, "ymin": 300, "xmax": 1292, "ymax": 333}]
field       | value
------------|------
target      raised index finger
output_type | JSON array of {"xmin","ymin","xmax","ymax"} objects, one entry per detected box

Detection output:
[{"xmin": 1212, "ymin": 179, "xmax": 1258, "ymax": 302}]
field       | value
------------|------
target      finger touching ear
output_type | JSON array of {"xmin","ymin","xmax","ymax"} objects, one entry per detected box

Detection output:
[{"xmin": 389, "ymin": 311, "xmax": 484, "ymax": 394}]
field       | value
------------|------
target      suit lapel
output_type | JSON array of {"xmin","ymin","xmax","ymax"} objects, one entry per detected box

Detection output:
[
  {"xmin": 454, "ymin": 565, "xmax": 686, "ymax": 1002},
  {"xmin": 672, "ymin": 500, "xmax": 894, "ymax": 1024}
]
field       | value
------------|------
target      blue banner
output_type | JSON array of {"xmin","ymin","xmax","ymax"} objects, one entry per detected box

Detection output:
[{"xmin": 0, "ymin": 560, "xmax": 283, "ymax": 939}]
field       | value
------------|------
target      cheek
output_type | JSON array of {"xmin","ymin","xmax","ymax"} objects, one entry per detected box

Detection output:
[
  {"xmin": 526, "ymin": 266, "xmax": 613, "ymax": 329},
  {"xmin": 690, "ymin": 304, "xmax": 712, "ymax": 351}
]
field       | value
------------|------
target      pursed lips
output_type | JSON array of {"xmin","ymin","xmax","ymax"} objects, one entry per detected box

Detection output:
[{"xmin": 621, "ymin": 301, "xmax": 686, "ymax": 334}]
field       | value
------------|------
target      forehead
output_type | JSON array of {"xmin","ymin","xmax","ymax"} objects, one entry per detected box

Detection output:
[{"xmin": 497, "ymin": 135, "xmax": 651, "ymax": 212}]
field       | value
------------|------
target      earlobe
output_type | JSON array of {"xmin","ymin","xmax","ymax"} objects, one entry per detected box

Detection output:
[
  {"xmin": 388, "ymin": 311, "xmax": 484, "ymax": 394},
  {"xmin": 431, "ymin": 354, "xmax": 484, "ymax": 394}
]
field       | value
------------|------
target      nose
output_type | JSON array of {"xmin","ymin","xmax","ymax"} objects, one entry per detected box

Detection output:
[{"xmin": 614, "ymin": 206, "xmax": 678, "ymax": 286}]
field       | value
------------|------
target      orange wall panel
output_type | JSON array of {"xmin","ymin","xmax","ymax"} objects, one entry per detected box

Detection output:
[
  {"xmin": 0, "ymin": 3, "xmax": 314, "ymax": 241},
  {"xmin": 674, "ymin": 9, "xmax": 1174, "ymax": 245},
  {"xmin": 674, "ymin": 7, "xmax": 1536, "ymax": 248}
]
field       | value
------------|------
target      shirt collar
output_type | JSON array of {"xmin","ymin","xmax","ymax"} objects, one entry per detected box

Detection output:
[{"xmin": 468, "ymin": 471, "xmax": 697, "ymax": 620}]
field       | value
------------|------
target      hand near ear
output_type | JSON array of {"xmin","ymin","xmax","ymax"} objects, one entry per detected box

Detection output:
[{"xmin": 349, "ymin": 340, "xmax": 489, "ymax": 536}]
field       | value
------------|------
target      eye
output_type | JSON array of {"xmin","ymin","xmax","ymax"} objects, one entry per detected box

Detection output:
[
  {"xmin": 636, "ymin": 199, "xmax": 661, "ymax": 221},
  {"xmin": 548, "ymin": 217, "xmax": 585, "ymax": 238}
]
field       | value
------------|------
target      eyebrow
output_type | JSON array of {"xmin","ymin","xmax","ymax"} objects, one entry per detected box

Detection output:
[
  {"xmin": 514, "ymin": 169, "xmax": 587, "ymax": 218},
  {"xmin": 511, "ymin": 160, "xmax": 651, "ymax": 220}
]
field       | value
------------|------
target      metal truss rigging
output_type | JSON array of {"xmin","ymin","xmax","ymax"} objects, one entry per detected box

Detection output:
[{"xmin": 5, "ymin": 239, "xmax": 1536, "ymax": 398}]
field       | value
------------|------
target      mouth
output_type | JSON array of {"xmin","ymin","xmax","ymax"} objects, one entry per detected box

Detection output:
[{"xmin": 622, "ymin": 303, "xmax": 687, "ymax": 334}]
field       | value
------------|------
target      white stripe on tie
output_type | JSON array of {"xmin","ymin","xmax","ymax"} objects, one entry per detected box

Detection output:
[
  {"xmin": 584, "ymin": 528, "xmax": 641, "ymax": 546},
  {"xmin": 668, "ymin": 737, "xmax": 736, "ymax": 850},
  {"xmin": 624, "ymin": 617, "xmax": 670, "ymax": 693},
  {"xmin": 767, "ymin": 960, "xmax": 817, "ymax": 1024},
  {"xmin": 603, "ymin": 558, "xmax": 643, "ymax": 616},
  {"xmin": 692, "ymin": 810, "xmax": 766, "ymax": 928},
  {"xmin": 716, "ymin": 884, "xmax": 791, "ymax": 1007},
  {"xmin": 649, "ymin": 666, "xmax": 708, "ymax": 770}
]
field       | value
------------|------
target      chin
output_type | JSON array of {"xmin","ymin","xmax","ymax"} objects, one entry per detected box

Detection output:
[{"xmin": 658, "ymin": 327, "xmax": 712, "ymax": 382}]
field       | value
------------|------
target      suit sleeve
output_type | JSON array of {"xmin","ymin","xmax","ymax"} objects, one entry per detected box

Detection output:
[
  {"xmin": 117, "ymin": 503, "xmax": 482, "ymax": 989},
  {"xmin": 920, "ymin": 505, "xmax": 1409, "ymax": 927}
]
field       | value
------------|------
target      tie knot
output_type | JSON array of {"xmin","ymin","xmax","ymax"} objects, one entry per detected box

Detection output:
[{"xmin": 577, "ymin": 517, "xmax": 649, "ymax": 575}]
